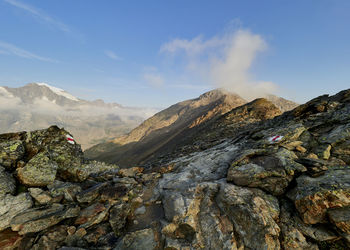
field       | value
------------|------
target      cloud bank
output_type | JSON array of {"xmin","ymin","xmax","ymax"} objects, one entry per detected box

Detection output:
[{"xmin": 161, "ymin": 29, "xmax": 278, "ymax": 100}]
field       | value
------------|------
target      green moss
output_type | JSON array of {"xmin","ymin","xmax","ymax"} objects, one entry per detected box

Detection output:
[{"xmin": 9, "ymin": 142, "xmax": 21, "ymax": 151}]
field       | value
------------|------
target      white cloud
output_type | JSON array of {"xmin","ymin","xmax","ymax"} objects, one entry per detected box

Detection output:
[
  {"xmin": 0, "ymin": 41, "xmax": 58, "ymax": 62},
  {"xmin": 104, "ymin": 50, "xmax": 122, "ymax": 61},
  {"xmin": 160, "ymin": 36, "xmax": 225, "ymax": 57},
  {"xmin": 160, "ymin": 28, "xmax": 278, "ymax": 100},
  {"xmin": 4, "ymin": 0, "xmax": 70, "ymax": 33},
  {"xmin": 0, "ymin": 96, "xmax": 21, "ymax": 109},
  {"xmin": 143, "ymin": 73, "xmax": 164, "ymax": 88},
  {"xmin": 0, "ymin": 94, "xmax": 157, "ymax": 120}
]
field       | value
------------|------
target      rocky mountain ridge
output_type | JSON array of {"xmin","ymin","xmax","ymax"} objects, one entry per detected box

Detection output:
[
  {"xmin": 0, "ymin": 83, "xmax": 156, "ymax": 149},
  {"xmin": 1, "ymin": 89, "xmax": 349, "ymax": 249},
  {"xmin": 85, "ymin": 89, "xmax": 298, "ymax": 167}
]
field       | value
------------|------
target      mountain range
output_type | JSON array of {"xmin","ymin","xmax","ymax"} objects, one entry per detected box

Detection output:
[
  {"xmin": 0, "ymin": 83, "xmax": 157, "ymax": 149},
  {"xmin": 85, "ymin": 89, "xmax": 298, "ymax": 167},
  {"xmin": 1, "ymin": 88, "xmax": 349, "ymax": 249}
]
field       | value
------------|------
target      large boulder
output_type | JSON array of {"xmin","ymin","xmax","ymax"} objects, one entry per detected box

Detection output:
[
  {"xmin": 0, "ymin": 126, "xmax": 86, "ymax": 185},
  {"xmin": 16, "ymin": 151, "xmax": 58, "ymax": 187},
  {"xmin": 217, "ymin": 182, "xmax": 281, "ymax": 250},
  {"xmin": 24, "ymin": 126, "xmax": 84, "ymax": 182},
  {"xmin": 288, "ymin": 167, "xmax": 350, "ymax": 224},
  {"xmin": 227, "ymin": 148, "xmax": 306, "ymax": 195}
]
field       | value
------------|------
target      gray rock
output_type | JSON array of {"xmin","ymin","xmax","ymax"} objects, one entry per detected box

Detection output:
[
  {"xmin": 75, "ymin": 202, "xmax": 111, "ymax": 229},
  {"xmin": 279, "ymin": 201, "xmax": 321, "ymax": 250},
  {"xmin": 135, "ymin": 206, "xmax": 146, "ymax": 215},
  {"xmin": 162, "ymin": 193, "xmax": 186, "ymax": 221},
  {"xmin": 0, "ymin": 166, "xmax": 16, "ymax": 195},
  {"xmin": 29, "ymin": 187, "xmax": 52, "ymax": 204},
  {"xmin": 16, "ymin": 151, "xmax": 58, "ymax": 187},
  {"xmin": 0, "ymin": 193, "xmax": 33, "ymax": 231},
  {"xmin": 288, "ymin": 167, "xmax": 350, "ymax": 224},
  {"xmin": 328, "ymin": 206, "xmax": 350, "ymax": 234},
  {"xmin": 114, "ymin": 228, "xmax": 158, "ymax": 250},
  {"xmin": 78, "ymin": 161, "xmax": 119, "ymax": 181},
  {"xmin": 332, "ymin": 139, "xmax": 350, "ymax": 164},
  {"xmin": 48, "ymin": 181, "xmax": 82, "ymax": 202},
  {"xmin": 31, "ymin": 225, "xmax": 68, "ymax": 250},
  {"xmin": 319, "ymin": 124, "xmax": 350, "ymax": 146},
  {"xmin": 295, "ymin": 158, "xmax": 329, "ymax": 177},
  {"xmin": 0, "ymin": 139, "xmax": 25, "ymax": 169},
  {"xmin": 227, "ymin": 148, "xmax": 305, "ymax": 195},
  {"xmin": 217, "ymin": 182, "xmax": 280, "ymax": 250},
  {"xmin": 76, "ymin": 182, "xmax": 107, "ymax": 203},
  {"xmin": 11, "ymin": 203, "xmax": 80, "ymax": 235}
]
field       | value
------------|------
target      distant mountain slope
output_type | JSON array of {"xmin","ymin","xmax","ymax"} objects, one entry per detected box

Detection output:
[
  {"xmin": 85, "ymin": 89, "xmax": 247, "ymax": 166},
  {"xmin": 265, "ymin": 94, "xmax": 299, "ymax": 112},
  {"xmin": 145, "ymin": 98, "xmax": 284, "ymax": 166},
  {"xmin": 85, "ymin": 89, "xmax": 298, "ymax": 167},
  {"xmin": 0, "ymin": 83, "xmax": 156, "ymax": 149}
]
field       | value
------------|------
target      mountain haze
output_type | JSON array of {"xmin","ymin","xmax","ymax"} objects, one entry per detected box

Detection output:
[{"xmin": 0, "ymin": 83, "xmax": 156, "ymax": 149}]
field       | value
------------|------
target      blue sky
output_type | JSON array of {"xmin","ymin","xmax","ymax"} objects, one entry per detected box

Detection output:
[{"xmin": 0, "ymin": 0, "xmax": 349, "ymax": 107}]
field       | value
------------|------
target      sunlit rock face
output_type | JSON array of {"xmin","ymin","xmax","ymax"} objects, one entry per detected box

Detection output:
[
  {"xmin": 86, "ymin": 88, "xmax": 297, "ymax": 167},
  {"xmin": 0, "ymin": 88, "xmax": 349, "ymax": 249}
]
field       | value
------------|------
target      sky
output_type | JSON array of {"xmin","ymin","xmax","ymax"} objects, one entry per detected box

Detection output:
[{"xmin": 0, "ymin": 0, "xmax": 349, "ymax": 108}]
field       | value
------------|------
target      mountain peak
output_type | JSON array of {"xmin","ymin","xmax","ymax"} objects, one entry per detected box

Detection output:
[
  {"xmin": 198, "ymin": 88, "xmax": 243, "ymax": 100},
  {"xmin": 28, "ymin": 82, "xmax": 79, "ymax": 102}
]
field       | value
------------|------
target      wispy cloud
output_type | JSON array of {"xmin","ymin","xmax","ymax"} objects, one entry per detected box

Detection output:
[
  {"xmin": 4, "ymin": 0, "xmax": 70, "ymax": 33},
  {"xmin": 104, "ymin": 50, "xmax": 122, "ymax": 61},
  {"xmin": 143, "ymin": 73, "xmax": 164, "ymax": 88},
  {"xmin": 0, "ymin": 41, "xmax": 58, "ymax": 62},
  {"xmin": 160, "ymin": 36, "xmax": 225, "ymax": 57},
  {"xmin": 160, "ymin": 28, "xmax": 278, "ymax": 100}
]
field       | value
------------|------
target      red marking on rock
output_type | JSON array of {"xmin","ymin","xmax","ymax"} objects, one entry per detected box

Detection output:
[{"xmin": 272, "ymin": 135, "xmax": 280, "ymax": 142}]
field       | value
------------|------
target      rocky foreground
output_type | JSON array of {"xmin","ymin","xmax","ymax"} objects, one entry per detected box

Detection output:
[{"xmin": 1, "ymin": 89, "xmax": 350, "ymax": 249}]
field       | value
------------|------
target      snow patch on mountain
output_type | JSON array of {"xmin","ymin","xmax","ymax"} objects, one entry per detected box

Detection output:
[{"xmin": 36, "ymin": 82, "xmax": 79, "ymax": 101}]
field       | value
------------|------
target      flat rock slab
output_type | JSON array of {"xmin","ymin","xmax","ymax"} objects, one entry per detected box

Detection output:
[
  {"xmin": 10, "ymin": 203, "xmax": 80, "ymax": 235},
  {"xmin": 75, "ymin": 202, "xmax": 110, "ymax": 229},
  {"xmin": 0, "ymin": 193, "xmax": 33, "ymax": 231}
]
